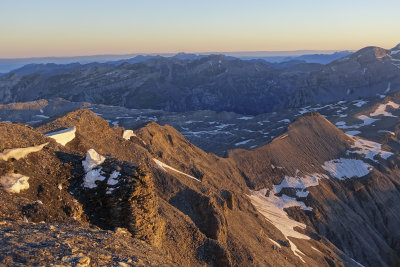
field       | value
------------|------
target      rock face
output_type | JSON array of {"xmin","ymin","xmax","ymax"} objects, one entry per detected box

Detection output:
[
  {"xmin": 79, "ymin": 158, "xmax": 158, "ymax": 243},
  {"xmin": 230, "ymin": 113, "xmax": 400, "ymax": 267},
  {"xmin": 0, "ymin": 44, "xmax": 399, "ymax": 115},
  {"xmin": 1, "ymin": 109, "xmax": 399, "ymax": 266}
]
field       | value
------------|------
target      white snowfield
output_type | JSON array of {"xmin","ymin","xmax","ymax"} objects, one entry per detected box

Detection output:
[
  {"xmin": 322, "ymin": 158, "xmax": 372, "ymax": 179},
  {"xmin": 347, "ymin": 135, "xmax": 393, "ymax": 161},
  {"xmin": 0, "ymin": 173, "xmax": 30, "ymax": 193},
  {"xmin": 122, "ymin": 130, "xmax": 136, "ymax": 140},
  {"xmin": 153, "ymin": 158, "xmax": 200, "ymax": 182},
  {"xmin": 82, "ymin": 149, "xmax": 106, "ymax": 189},
  {"xmin": 0, "ymin": 142, "xmax": 48, "ymax": 161},
  {"xmin": 250, "ymin": 189, "xmax": 309, "ymax": 262},
  {"xmin": 275, "ymin": 172, "xmax": 328, "ymax": 198},
  {"xmin": 45, "ymin": 126, "xmax": 76, "ymax": 146},
  {"xmin": 369, "ymin": 101, "xmax": 399, "ymax": 117}
]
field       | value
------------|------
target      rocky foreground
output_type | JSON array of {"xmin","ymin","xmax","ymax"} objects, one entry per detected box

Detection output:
[{"xmin": 1, "ymin": 109, "xmax": 400, "ymax": 266}]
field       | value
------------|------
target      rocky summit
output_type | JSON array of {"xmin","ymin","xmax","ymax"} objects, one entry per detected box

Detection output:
[{"xmin": 0, "ymin": 107, "xmax": 399, "ymax": 266}]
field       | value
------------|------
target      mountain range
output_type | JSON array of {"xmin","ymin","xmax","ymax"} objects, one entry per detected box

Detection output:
[
  {"xmin": 1, "ymin": 43, "xmax": 400, "ymax": 266},
  {"xmin": 0, "ymin": 45, "xmax": 398, "ymax": 115}
]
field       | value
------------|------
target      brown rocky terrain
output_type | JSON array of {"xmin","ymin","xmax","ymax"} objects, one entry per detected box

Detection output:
[
  {"xmin": 0, "ymin": 109, "xmax": 398, "ymax": 266},
  {"xmin": 230, "ymin": 113, "xmax": 400, "ymax": 266}
]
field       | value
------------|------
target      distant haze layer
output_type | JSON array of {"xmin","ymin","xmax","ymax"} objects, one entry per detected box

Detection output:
[
  {"xmin": 0, "ymin": 50, "xmax": 348, "ymax": 73},
  {"xmin": 1, "ymin": 0, "xmax": 400, "ymax": 58}
]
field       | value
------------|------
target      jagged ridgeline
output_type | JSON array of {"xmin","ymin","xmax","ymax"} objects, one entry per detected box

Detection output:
[
  {"xmin": 1, "ymin": 109, "xmax": 400, "ymax": 266},
  {"xmin": 1, "ymin": 44, "xmax": 400, "ymax": 115}
]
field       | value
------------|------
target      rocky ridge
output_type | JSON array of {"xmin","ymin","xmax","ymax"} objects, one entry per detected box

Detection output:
[{"xmin": 0, "ymin": 109, "xmax": 370, "ymax": 266}]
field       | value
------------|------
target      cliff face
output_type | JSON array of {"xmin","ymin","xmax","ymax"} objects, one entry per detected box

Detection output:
[{"xmin": 1, "ymin": 109, "xmax": 399, "ymax": 266}]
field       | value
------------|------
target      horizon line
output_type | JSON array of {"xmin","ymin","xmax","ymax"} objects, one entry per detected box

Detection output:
[{"xmin": 0, "ymin": 49, "xmax": 355, "ymax": 61}]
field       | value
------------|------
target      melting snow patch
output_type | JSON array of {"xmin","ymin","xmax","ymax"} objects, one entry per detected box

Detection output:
[
  {"xmin": 322, "ymin": 158, "xmax": 372, "ymax": 179},
  {"xmin": 275, "ymin": 172, "xmax": 327, "ymax": 194},
  {"xmin": 278, "ymin": 119, "xmax": 291, "ymax": 124},
  {"xmin": 82, "ymin": 149, "xmax": 106, "ymax": 189},
  {"xmin": 370, "ymin": 101, "xmax": 399, "ymax": 117},
  {"xmin": 384, "ymin": 83, "xmax": 391, "ymax": 94},
  {"xmin": 237, "ymin": 116, "xmax": 254, "ymax": 120},
  {"xmin": 153, "ymin": 158, "xmax": 200, "ymax": 182},
  {"xmin": 234, "ymin": 139, "xmax": 254, "ymax": 146},
  {"xmin": 250, "ymin": 188, "xmax": 309, "ymax": 262},
  {"xmin": 268, "ymin": 238, "xmax": 281, "ymax": 248},
  {"xmin": 347, "ymin": 135, "xmax": 393, "ymax": 161},
  {"xmin": 122, "ymin": 130, "xmax": 136, "ymax": 140},
  {"xmin": 35, "ymin": 114, "xmax": 50, "ymax": 119},
  {"xmin": 0, "ymin": 143, "xmax": 48, "ymax": 161},
  {"xmin": 353, "ymin": 100, "xmax": 367, "ymax": 107},
  {"xmin": 357, "ymin": 115, "xmax": 378, "ymax": 126},
  {"xmin": 46, "ymin": 126, "xmax": 76, "ymax": 146},
  {"xmin": 83, "ymin": 149, "xmax": 106, "ymax": 171},
  {"xmin": 0, "ymin": 173, "xmax": 29, "ymax": 193},
  {"xmin": 107, "ymin": 171, "xmax": 120, "ymax": 185},
  {"xmin": 274, "ymin": 172, "xmax": 328, "ymax": 199}
]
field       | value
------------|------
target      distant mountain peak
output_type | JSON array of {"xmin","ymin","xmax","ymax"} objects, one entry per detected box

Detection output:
[
  {"xmin": 351, "ymin": 46, "xmax": 388, "ymax": 59},
  {"xmin": 392, "ymin": 43, "xmax": 400, "ymax": 50}
]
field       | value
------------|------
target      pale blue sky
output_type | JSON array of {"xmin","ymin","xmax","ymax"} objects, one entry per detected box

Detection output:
[{"xmin": 1, "ymin": 0, "xmax": 399, "ymax": 57}]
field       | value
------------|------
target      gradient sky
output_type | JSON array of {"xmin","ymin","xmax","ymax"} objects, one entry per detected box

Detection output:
[{"xmin": 1, "ymin": 0, "xmax": 400, "ymax": 58}]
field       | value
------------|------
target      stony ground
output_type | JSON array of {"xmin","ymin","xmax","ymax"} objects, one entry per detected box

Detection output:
[{"xmin": 0, "ymin": 219, "xmax": 173, "ymax": 266}]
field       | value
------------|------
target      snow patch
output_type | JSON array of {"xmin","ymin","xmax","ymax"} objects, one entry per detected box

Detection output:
[
  {"xmin": 347, "ymin": 135, "xmax": 393, "ymax": 161},
  {"xmin": 353, "ymin": 100, "xmax": 367, "ymax": 107},
  {"xmin": 384, "ymin": 82, "xmax": 391, "ymax": 94},
  {"xmin": 107, "ymin": 171, "xmax": 120, "ymax": 185},
  {"xmin": 0, "ymin": 173, "xmax": 29, "ymax": 193},
  {"xmin": 237, "ymin": 116, "xmax": 254, "ymax": 120},
  {"xmin": 357, "ymin": 115, "xmax": 378, "ymax": 126},
  {"xmin": 153, "ymin": 158, "xmax": 200, "ymax": 182},
  {"xmin": 0, "ymin": 143, "xmax": 48, "ymax": 161},
  {"xmin": 82, "ymin": 149, "xmax": 106, "ymax": 171},
  {"xmin": 322, "ymin": 158, "xmax": 372, "ymax": 179},
  {"xmin": 370, "ymin": 101, "xmax": 399, "ymax": 117},
  {"xmin": 122, "ymin": 130, "xmax": 136, "ymax": 140},
  {"xmin": 250, "ymin": 188, "xmax": 309, "ymax": 262},
  {"xmin": 269, "ymin": 238, "xmax": 281, "ymax": 248},
  {"xmin": 35, "ymin": 114, "xmax": 50, "ymax": 119},
  {"xmin": 234, "ymin": 139, "xmax": 254, "ymax": 146},
  {"xmin": 278, "ymin": 119, "xmax": 291, "ymax": 124},
  {"xmin": 82, "ymin": 149, "xmax": 106, "ymax": 189},
  {"xmin": 274, "ymin": 172, "xmax": 328, "ymax": 200},
  {"xmin": 275, "ymin": 172, "xmax": 328, "ymax": 195},
  {"xmin": 46, "ymin": 126, "xmax": 76, "ymax": 146}
]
